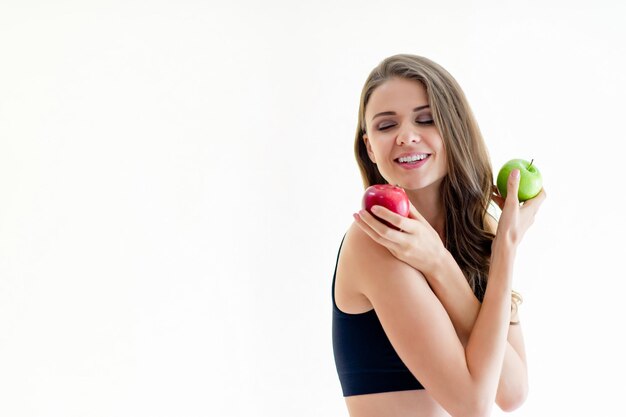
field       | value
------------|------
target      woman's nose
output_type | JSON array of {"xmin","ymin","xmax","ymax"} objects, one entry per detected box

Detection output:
[{"xmin": 396, "ymin": 126, "xmax": 422, "ymax": 145}]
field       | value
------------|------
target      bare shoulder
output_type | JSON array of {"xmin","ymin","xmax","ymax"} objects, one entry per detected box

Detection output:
[
  {"xmin": 485, "ymin": 211, "xmax": 498, "ymax": 235},
  {"xmin": 339, "ymin": 222, "xmax": 425, "ymax": 297},
  {"xmin": 343, "ymin": 221, "xmax": 424, "ymax": 284}
]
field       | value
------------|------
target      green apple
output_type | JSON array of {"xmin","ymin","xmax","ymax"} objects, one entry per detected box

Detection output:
[{"xmin": 496, "ymin": 159, "xmax": 543, "ymax": 201}]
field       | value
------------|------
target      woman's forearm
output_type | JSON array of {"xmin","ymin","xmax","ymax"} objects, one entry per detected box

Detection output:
[
  {"xmin": 426, "ymin": 250, "xmax": 480, "ymax": 346},
  {"xmin": 463, "ymin": 241, "xmax": 515, "ymax": 409},
  {"xmin": 427, "ymin": 241, "xmax": 527, "ymax": 410}
]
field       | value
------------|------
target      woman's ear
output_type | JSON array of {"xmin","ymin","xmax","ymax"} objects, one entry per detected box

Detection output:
[{"xmin": 363, "ymin": 134, "xmax": 376, "ymax": 164}]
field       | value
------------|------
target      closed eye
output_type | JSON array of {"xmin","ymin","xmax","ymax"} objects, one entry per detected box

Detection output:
[{"xmin": 378, "ymin": 119, "xmax": 434, "ymax": 131}]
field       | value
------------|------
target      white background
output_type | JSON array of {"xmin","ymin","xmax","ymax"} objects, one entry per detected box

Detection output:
[{"xmin": 1, "ymin": 1, "xmax": 624, "ymax": 416}]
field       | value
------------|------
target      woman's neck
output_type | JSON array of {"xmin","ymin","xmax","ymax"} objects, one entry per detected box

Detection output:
[{"xmin": 406, "ymin": 182, "xmax": 446, "ymax": 242}]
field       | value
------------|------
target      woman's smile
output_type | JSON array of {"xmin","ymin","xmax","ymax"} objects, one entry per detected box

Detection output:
[{"xmin": 395, "ymin": 153, "xmax": 432, "ymax": 169}]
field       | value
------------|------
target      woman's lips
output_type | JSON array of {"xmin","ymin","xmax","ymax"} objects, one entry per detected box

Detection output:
[{"xmin": 395, "ymin": 154, "xmax": 431, "ymax": 169}]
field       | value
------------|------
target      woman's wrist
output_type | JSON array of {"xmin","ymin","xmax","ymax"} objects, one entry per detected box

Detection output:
[
  {"xmin": 488, "ymin": 238, "xmax": 517, "ymax": 291},
  {"xmin": 425, "ymin": 248, "xmax": 455, "ymax": 284},
  {"xmin": 491, "ymin": 236, "xmax": 518, "ymax": 256}
]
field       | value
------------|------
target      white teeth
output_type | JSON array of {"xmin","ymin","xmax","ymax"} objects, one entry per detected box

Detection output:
[{"xmin": 398, "ymin": 154, "xmax": 428, "ymax": 163}]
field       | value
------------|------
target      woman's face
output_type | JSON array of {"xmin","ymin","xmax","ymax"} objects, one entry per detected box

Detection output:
[{"xmin": 363, "ymin": 77, "xmax": 447, "ymax": 191}]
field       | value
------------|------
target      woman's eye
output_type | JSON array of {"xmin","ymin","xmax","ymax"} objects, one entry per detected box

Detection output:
[{"xmin": 378, "ymin": 118, "xmax": 434, "ymax": 130}]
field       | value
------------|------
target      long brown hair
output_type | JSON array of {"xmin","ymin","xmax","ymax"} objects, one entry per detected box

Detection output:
[{"xmin": 354, "ymin": 54, "xmax": 494, "ymax": 301}]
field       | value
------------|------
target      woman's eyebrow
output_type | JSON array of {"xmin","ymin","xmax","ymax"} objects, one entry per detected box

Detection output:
[{"xmin": 371, "ymin": 105, "xmax": 430, "ymax": 121}]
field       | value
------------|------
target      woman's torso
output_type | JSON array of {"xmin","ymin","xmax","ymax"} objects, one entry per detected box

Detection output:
[{"xmin": 334, "ymin": 225, "xmax": 451, "ymax": 417}]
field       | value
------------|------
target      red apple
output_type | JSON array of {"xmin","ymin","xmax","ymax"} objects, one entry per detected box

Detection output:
[{"xmin": 362, "ymin": 184, "xmax": 410, "ymax": 230}]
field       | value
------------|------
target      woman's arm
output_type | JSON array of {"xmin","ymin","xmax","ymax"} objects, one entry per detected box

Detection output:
[
  {"xmin": 353, "ymin": 223, "xmax": 516, "ymax": 417},
  {"xmin": 353, "ymin": 208, "xmax": 529, "ymax": 410},
  {"xmin": 363, "ymin": 210, "xmax": 528, "ymax": 411},
  {"xmin": 427, "ymin": 247, "xmax": 528, "ymax": 412}
]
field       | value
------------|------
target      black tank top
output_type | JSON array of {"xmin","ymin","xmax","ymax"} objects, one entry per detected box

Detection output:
[{"xmin": 332, "ymin": 234, "xmax": 425, "ymax": 397}]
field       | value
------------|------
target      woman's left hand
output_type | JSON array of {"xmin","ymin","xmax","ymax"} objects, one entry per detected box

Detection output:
[{"xmin": 353, "ymin": 203, "xmax": 448, "ymax": 276}]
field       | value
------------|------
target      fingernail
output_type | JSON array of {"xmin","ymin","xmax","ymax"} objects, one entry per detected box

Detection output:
[
  {"xmin": 371, "ymin": 206, "xmax": 379, "ymax": 213},
  {"xmin": 512, "ymin": 169, "xmax": 520, "ymax": 179}
]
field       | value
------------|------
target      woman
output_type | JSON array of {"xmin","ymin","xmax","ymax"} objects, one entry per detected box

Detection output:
[{"xmin": 331, "ymin": 54, "xmax": 546, "ymax": 417}]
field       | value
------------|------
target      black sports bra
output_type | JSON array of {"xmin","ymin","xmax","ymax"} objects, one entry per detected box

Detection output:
[{"xmin": 331, "ymin": 234, "xmax": 425, "ymax": 397}]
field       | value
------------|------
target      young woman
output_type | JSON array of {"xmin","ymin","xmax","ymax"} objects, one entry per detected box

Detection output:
[{"xmin": 331, "ymin": 54, "xmax": 546, "ymax": 417}]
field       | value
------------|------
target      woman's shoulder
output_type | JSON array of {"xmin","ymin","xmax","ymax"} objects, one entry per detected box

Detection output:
[
  {"xmin": 339, "ymin": 221, "xmax": 425, "ymax": 295},
  {"xmin": 484, "ymin": 209, "xmax": 498, "ymax": 235},
  {"xmin": 340, "ymin": 221, "xmax": 389, "ymax": 267}
]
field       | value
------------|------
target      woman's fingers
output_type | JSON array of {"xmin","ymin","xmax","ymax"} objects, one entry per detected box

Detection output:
[
  {"xmin": 368, "ymin": 205, "xmax": 408, "ymax": 233},
  {"xmin": 353, "ymin": 212, "xmax": 387, "ymax": 245},
  {"xmin": 359, "ymin": 206, "xmax": 406, "ymax": 236},
  {"xmin": 520, "ymin": 188, "xmax": 547, "ymax": 214},
  {"xmin": 491, "ymin": 181, "xmax": 546, "ymax": 215},
  {"xmin": 353, "ymin": 210, "xmax": 407, "ymax": 257},
  {"xmin": 505, "ymin": 169, "xmax": 521, "ymax": 208}
]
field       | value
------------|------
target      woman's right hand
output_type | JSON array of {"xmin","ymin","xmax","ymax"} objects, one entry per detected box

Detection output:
[{"xmin": 491, "ymin": 169, "xmax": 547, "ymax": 248}]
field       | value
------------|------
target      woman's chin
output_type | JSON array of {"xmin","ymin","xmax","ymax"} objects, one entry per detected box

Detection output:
[{"xmin": 401, "ymin": 178, "xmax": 444, "ymax": 193}]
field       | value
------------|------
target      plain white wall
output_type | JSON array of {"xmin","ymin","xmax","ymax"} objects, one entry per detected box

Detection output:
[{"xmin": 1, "ymin": 1, "xmax": 624, "ymax": 416}]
